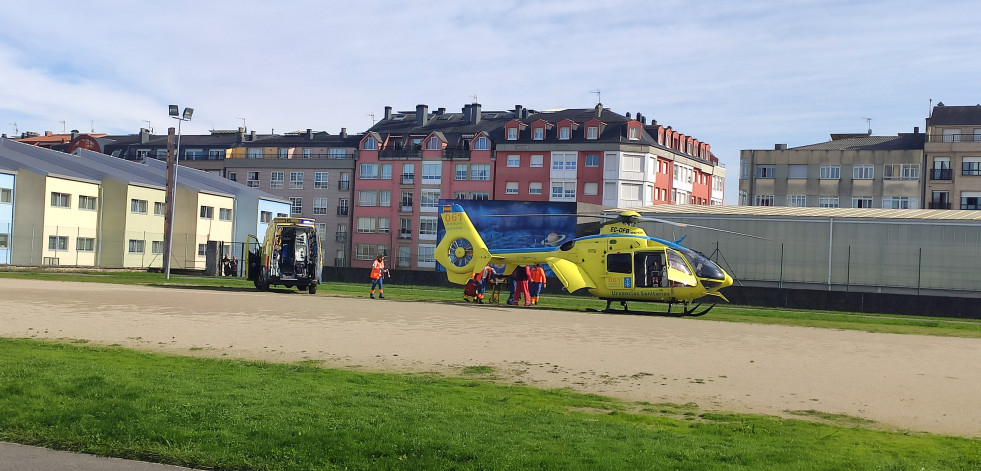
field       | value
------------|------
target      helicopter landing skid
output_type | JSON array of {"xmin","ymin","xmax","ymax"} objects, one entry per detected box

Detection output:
[{"xmin": 588, "ymin": 300, "xmax": 716, "ymax": 317}]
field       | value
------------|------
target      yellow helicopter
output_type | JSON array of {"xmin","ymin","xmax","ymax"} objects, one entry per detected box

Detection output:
[{"xmin": 435, "ymin": 203, "xmax": 744, "ymax": 316}]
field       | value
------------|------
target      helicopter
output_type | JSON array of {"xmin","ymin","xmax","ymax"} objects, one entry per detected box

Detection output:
[{"xmin": 435, "ymin": 203, "xmax": 746, "ymax": 316}]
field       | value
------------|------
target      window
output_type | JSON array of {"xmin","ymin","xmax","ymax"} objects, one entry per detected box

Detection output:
[
  {"xmin": 529, "ymin": 182, "xmax": 543, "ymax": 195},
  {"xmin": 819, "ymin": 197, "xmax": 839, "ymax": 208},
  {"xmin": 418, "ymin": 244, "xmax": 436, "ymax": 264},
  {"xmin": 754, "ymin": 195, "xmax": 774, "ymax": 206},
  {"xmin": 199, "ymin": 205, "xmax": 214, "ymax": 219},
  {"xmin": 198, "ymin": 244, "xmax": 207, "ymax": 257},
  {"xmin": 533, "ymin": 127, "xmax": 544, "ymax": 140},
  {"xmin": 853, "ymin": 165, "xmax": 874, "ymax": 179},
  {"xmin": 50, "ymin": 192, "xmax": 71, "ymax": 208},
  {"xmin": 329, "ymin": 148, "xmax": 347, "ymax": 159},
  {"xmin": 337, "ymin": 199, "xmax": 349, "ymax": 215},
  {"xmin": 470, "ymin": 164, "xmax": 490, "ymax": 181},
  {"xmin": 289, "ymin": 197, "xmax": 302, "ymax": 215},
  {"xmin": 380, "ymin": 163, "xmax": 392, "ymax": 180},
  {"xmin": 853, "ymin": 197, "xmax": 874, "ymax": 208},
  {"xmin": 962, "ymin": 192, "xmax": 981, "ymax": 210},
  {"xmin": 151, "ymin": 202, "xmax": 164, "ymax": 216},
  {"xmin": 551, "ymin": 181, "xmax": 576, "ymax": 200},
  {"xmin": 270, "ymin": 172, "xmax": 285, "ymax": 189},
  {"xmin": 942, "ymin": 129, "xmax": 960, "ymax": 142},
  {"xmin": 247, "ymin": 172, "xmax": 259, "ymax": 188},
  {"xmin": 76, "ymin": 237, "xmax": 94, "ymax": 252},
  {"xmin": 628, "ymin": 127, "xmax": 639, "ymax": 140},
  {"xmin": 151, "ymin": 241, "xmax": 164, "ymax": 254},
  {"xmin": 360, "ymin": 163, "xmax": 379, "ymax": 179},
  {"xmin": 530, "ymin": 155, "xmax": 544, "ymax": 168},
  {"xmin": 505, "ymin": 182, "xmax": 519, "ymax": 194},
  {"xmin": 963, "ymin": 158, "xmax": 981, "ymax": 176},
  {"xmin": 819, "ymin": 165, "xmax": 840, "ymax": 179},
  {"xmin": 314, "ymin": 172, "xmax": 329, "ymax": 189},
  {"xmin": 455, "ymin": 164, "xmax": 468, "ymax": 180},
  {"xmin": 127, "ymin": 239, "xmax": 144, "ymax": 254},
  {"xmin": 358, "ymin": 190, "xmax": 378, "ymax": 207},
  {"xmin": 420, "ymin": 189, "xmax": 440, "ymax": 210},
  {"xmin": 755, "ymin": 165, "xmax": 775, "ymax": 178},
  {"xmin": 363, "ymin": 137, "xmax": 378, "ymax": 150},
  {"xmin": 379, "ymin": 190, "xmax": 391, "ymax": 207},
  {"xmin": 131, "ymin": 199, "xmax": 148, "ymax": 214},
  {"xmin": 587, "ymin": 126, "xmax": 598, "ymax": 139},
  {"xmin": 559, "ymin": 127, "xmax": 570, "ymax": 140},
  {"xmin": 883, "ymin": 196, "xmax": 915, "ymax": 209},
  {"xmin": 507, "ymin": 128, "xmax": 517, "ymax": 140},
  {"xmin": 0, "ymin": 188, "xmax": 10, "ymax": 203},
  {"xmin": 473, "ymin": 136, "xmax": 490, "ymax": 150},
  {"xmin": 46, "ymin": 235, "xmax": 67, "ymax": 251},
  {"xmin": 0, "ymin": 233, "xmax": 8, "ymax": 249},
  {"xmin": 260, "ymin": 211, "xmax": 272, "ymax": 223},
  {"xmin": 277, "ymin": 148, "xmax": 289, "ymax": 159},
  {"xmin": 209, "ymin": 149, "xmax": 225, "ymax": 160},
  {"xmin": 470, "ymin": 192, "xmax": 489, "ymax": 200},
  {"xmin": 247, "ymin": 148, "xmax": 263, "ymax": 159},
  {"xmin": 377, "ymin": 218, "xmax": 390, "ymax": 234},
  {"xmin": 357, "ymin": 217, "xmax": 377, "ymax": 233},
  {"xmin": 290, "ymin": 172, "xmax": 304, "ymax": 189},
  {"xmin": 426, "ymin": 136, "xmax": 442, "ymax": 150},
  {"xmin": 422, "ymin": 162, "xmax": 441, "ymax": 183},
  {"xmin": 419, "ymin": 217, "xmax": 438, "ymax": 238},
  {"xmin": 786, "ymin": 165, "xmax": 806, "ymax": 179},
  {"xmin": 883, "ymin": 164, "xmax": 919, "ymax": 180},
  {"xmin": 507, "ymin": 155, "xmax": 520, "ymax": 167},
  {"xmin": 400, "ymin": 191, "xmax": 413, "ymax": 210},
  {"xmin": 313, "ymin": 197, "xmax": 328, "ymax": 215},
  {"xmin": 585, "ymin": 154, "xmax": 599, "ymax": 167},
  {"xmin": 788, "ymin": 195, "xmax": 806, "ymax": 207},
  {"xmin": 583, "ymin": 182, "xmax": 598, "ymax": 195},
  {"xmin": 303, "ymin": 148, "xmax": 313, "ymax": 159},
  {"xmin": 219, "ymin": 208, "xmax": 232, "ymax": 221},
  {"xmin": 356, "ymin": 244, "xmax": 388, "ymax": 261},
  {"xmin": 399, "ymin": 218, "xmax": 412, "ymax": 239}
]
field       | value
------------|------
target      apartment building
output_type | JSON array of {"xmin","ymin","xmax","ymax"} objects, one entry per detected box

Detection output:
[
  {"xmin": 738, "ymin": 130, "xmax": 925, "ymax": 208},
  {"xmin": 353, "ymin": 103, "xmax": 726, "ymax": 270},
  {"xmin": 923, "ymin": 103, "xmax": 981, "ymax": 209}
]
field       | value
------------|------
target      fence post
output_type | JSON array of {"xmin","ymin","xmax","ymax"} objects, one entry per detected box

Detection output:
[
  {"xmin": 846, "ymin": 245, "xmax": 851, "ymax": 292},
  {"xmin": 779, "ymin": 243, "xmax": 784, "ymax": 288}
]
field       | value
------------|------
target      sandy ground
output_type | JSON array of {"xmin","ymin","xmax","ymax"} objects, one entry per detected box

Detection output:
[{"xmin": 1, "ymin": 278, "xmax": 979, "ymax": 438}]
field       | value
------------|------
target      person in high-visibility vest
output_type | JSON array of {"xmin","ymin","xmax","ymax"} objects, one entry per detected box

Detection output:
[
  {"xmin": 528, "ymin": 264, "xmax": 547, "ymax": 305},
  {"xmin": 369, "ymin": 254, "xmax": 388, "ymax": 299},
  {"xmin": 475, "ymin": 264, "xmax": 496, "ymax": 304}
]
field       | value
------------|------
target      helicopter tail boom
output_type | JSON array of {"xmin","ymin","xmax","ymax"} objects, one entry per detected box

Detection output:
[{"xmin": 436, "ymin": 204, "xmax": 494, "ymax": 285}]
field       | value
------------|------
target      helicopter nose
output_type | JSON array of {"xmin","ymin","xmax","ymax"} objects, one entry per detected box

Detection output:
[{"xmin": 720, "ymin": 271, "xmax": 733, "ymax": 289}]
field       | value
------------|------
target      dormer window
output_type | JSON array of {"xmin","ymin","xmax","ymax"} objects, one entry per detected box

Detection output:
[
  {"xmin": 628, "ymin": 127, "xmax": 639, "ymax": 140},
  {"xmin": 507, "ymin": 127, "xmax": 517, "ymax": 140},
  {"xmin": 587, "ymin": 126, "xmax": 598, "ymax": 139},
  {"xmin": 473, "ymin": 136, "xmax": 490, "ymax": 150},
  {"xmin": 426, "ymin": 136, "xmax": 441, "ymax": 150},
  {"xmin": 533, "ymin": 127, "xmax": 544, "ymax": 140},
  {"xmin": 363, "ymin": 136, "xmax": 378, "ymax": 150},
  {"xmin": 559, "ymin": 127, "xmax": 570, "ymax": 140}
]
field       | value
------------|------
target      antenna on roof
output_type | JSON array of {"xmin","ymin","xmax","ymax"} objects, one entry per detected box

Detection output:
[
  {"xmin": 9, "ymin": 122, "xmax": 17, "ymax": 134},
  {"xmin": 236, "ymin": 117, "xmax": 247, "ymax": 132},
  {"xmin": 591, "ymin": 89, "xmax": 601, "ymax": 104},
  {"xmin": 59, "ymin": 120, "xmax": 66, "ymax": 133},
  {"xmin": 142, "ymin": 120, "xmax": 152, "ymax": 133},
  {"xmin": 469, "ymin": 94, "xmax": 478, "ymax": 104},
  {"xmin": 368, "ymin": 113, "xmax": 375, "ymax": 125},
  {"xmin": 863, "ymin": 117, "xmax": 872, "ymax": 135}
]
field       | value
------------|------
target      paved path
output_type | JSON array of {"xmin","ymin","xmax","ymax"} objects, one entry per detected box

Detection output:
[{"xmin": 0, "ymin": 441, "xmax": 196, "ymax": 470}]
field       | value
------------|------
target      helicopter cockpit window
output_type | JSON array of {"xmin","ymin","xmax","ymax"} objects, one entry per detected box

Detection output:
[
  {"xmin": 675, "ymin": 246, "xmax": 726, "ymax": 280},
  {"xmin": 666, "ymin": 250, "xmax": 692, "ymax": 276},
  {"xmin": 606, "ymin": 253, "xmax": 632, "ymax": 274}
]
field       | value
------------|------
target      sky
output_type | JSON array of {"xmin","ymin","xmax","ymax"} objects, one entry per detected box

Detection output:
[{"xmin": 3, "ymin": 0, "xmax": 981, "ymax": 203}]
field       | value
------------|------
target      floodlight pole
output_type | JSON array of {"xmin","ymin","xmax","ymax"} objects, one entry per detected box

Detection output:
[{"xmin": 163, "ymin": 105, "xmax": 192, "ymax": 279}]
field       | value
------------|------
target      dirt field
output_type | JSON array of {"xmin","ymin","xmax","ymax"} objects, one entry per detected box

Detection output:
[{"xmin": 1, "ymin": 278, "xmax": 979, "ymax": 438}]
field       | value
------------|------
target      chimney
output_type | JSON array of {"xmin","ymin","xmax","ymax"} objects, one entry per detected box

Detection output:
[
  {"xmin": 384, "ymin": 106, "xmax": 393, "ymax": 121},
  {"xmin": 626, "ymin": 112, "xmax": 631, "ymax": 119},
  {"xmin": 595, "ymin": 103, "xmax": 603, "ymax": 118},
  {"xmin": 140, "ymin": 128, "xmax": 151, "ymax": 144},
  {"xmin": 462, "ymin": 104, "xmax": 472, "ymax": 122},
  {"xmin": 71, "ymin": 130, "xmax": 79, "ymax": 139},
  {"xmin": 306, "ymin": 129, "xmax": 313, "ymax": 139},
  {"xmin": 471, "ymin": 103, "xmax": 481, "ymax": 124},
  {"xmin": 416, "ymin": 104, "xmax": 429, "ymax": 126},
  {"xmin": 913, "ymin": 126, "xmax": 919, "ymax": 134},
  {"xmin": 437, "ymin": 107, "xmax": 446, "ymax": 116},
  {"xmin": 250, "ymin": 130, "xmax": 256, "ymax": 141},
  {"xmin": 515, "ymin": 104, "xmax": 523, "ymax": 118},
  {"xmin": 775, "ymin": 144, "xmax": 788, "ymax": 150},
  {"xmin": 237, "ymin": 127, "xmax": 245, "ymax": 144},
  {"xmin": 340, "ymin": 127, "xmax": 348, "ymax": 138}
]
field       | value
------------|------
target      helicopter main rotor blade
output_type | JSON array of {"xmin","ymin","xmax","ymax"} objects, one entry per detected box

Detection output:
[{"xmin": 641, "ymin": 220, "xmax": 767, "ymax": 240}]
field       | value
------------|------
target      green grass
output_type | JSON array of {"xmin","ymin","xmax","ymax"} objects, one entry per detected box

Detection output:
[
  {"xmin": 1, "ymin": 338, "xmax": 978, "ymax": 470},
  {"xmin": 4, "ymin": 268, "xmax": 979, "ymax": 338}
]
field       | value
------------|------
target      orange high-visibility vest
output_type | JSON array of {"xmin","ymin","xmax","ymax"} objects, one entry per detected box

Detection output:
[
  {"xmin": 370, "ymin": 260, "xmax": 385, "ymax": 279},
  {"xmin": 529, "ymin": 266, "xmax": 546, "ymax": 283}
]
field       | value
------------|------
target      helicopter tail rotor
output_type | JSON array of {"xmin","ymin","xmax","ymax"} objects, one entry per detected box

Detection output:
[{"xmin": 435, "ymin": 205, "xmax": 493, "ymax": 284}]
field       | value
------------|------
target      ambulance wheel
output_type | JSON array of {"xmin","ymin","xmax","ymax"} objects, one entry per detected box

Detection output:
[
  {"xmin": 254, "ymin": 274, "xmax": 268, "ymax": 291},
  {"xmin": 297, "ymin": 284, "xmax": 308, "ymax": 291},
  {"xmin": 308, "ymin": 283, "xmax": 317, "ymax": 295}
]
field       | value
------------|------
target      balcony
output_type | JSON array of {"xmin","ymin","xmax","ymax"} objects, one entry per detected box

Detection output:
[
  {"xmin": 928, "ymin": 134, "xmax": 981, "ymax": 143},
  {"xmin": 379, "ymin": 149, "xmax": 422, "ymax": 160},
  {"xmin": 336, "ymin": 207, "xmax": 349, "ymax": 216},
  {"xmin": 335, "ymin": 232, "xmax": 347, "ymax": 242},
  {"xmin": 338, "ymin": 181, "xmax": 350, "ymax": 191},
  {"xmin": 399, "ymin": 230, "xmax": 412, "ymax": 240},
  {"xmin": 401, "ymin": 174, "xmax": 415, "ymax": 185},
  {"xmin": 441, "ymin": 148, "xmax": 471, "ymax": 160},
  {"xmin": 930, "ymin": 169, "xmax": 952, "ymax": 180},
  {"xmin": 928, "ymin": 201, "xmax": 952, "ymax": 209},
  {"xmin": 400, "ymin": 204, "xmax": 413, "ymax": 213}
]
